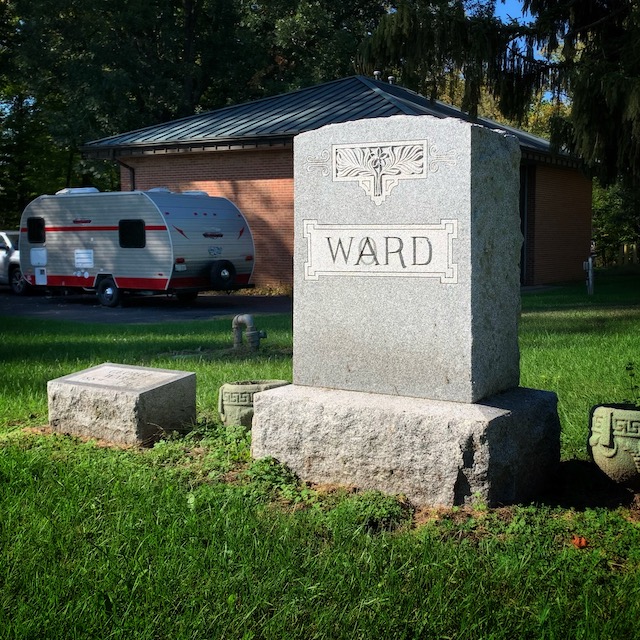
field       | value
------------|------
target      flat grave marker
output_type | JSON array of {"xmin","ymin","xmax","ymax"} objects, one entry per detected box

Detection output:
[{"xmin": 48, "ymin": 362, "xmax": 196, "ymax": 445}]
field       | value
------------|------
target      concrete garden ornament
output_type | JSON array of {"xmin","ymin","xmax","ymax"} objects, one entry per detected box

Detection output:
[
  {"xmin": 589, "ymin": 363, "xmax": 640, "ymax": 487},
  {"xmin": 218, "ymin": 380, "xmax": 290, "ymax": 429}
]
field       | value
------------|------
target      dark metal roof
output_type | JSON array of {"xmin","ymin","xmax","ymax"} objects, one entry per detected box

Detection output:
[{"xmin": 82, "ymin": 75, "xmax": 564, "ymax": 163}]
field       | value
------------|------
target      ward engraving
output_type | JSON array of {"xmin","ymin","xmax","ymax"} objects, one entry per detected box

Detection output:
[{"xmin": 303, "ymin": 219, "xmax": 458, "ymax": 283}]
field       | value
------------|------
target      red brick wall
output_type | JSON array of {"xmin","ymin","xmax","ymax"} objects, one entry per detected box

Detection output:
[
  {"xmin": 530, "ymin": 165, "xmax": 592, "ymax": 285},
  {"xmin": 120, "ymin": 149, "xmax": 294, "ymax": 288},
  {"xmin": 119, "ymin": 150, "xmax": 592, "ymax": 289}
]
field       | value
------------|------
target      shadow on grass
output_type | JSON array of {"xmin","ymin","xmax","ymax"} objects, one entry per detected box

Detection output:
[
  {"xmin": 521, "ymin": 267, "xmax": 640, "ymax": 313},
  {"xmin": 538, "ymin": 459, "xmax": 637, "ymax": 510}
]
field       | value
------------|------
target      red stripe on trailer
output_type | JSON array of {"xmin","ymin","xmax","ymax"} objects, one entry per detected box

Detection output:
[
  {"xmin": 43, "ymin": 225, "xmax": 167, "ymax": 232},
  {"xmin": 46, "ymin": 226, "xmax": 118, "ymax": 232},
  {"xmin": 40, "ymin": 275, "xmax": 95, "ymax": 287},
  {"xmin": 113, "ymin": 277, "xmax": 170, "ymax": 289},
  {"xmin": 45, "ymin": 275, "xmax": 170, "ymax": 289}
]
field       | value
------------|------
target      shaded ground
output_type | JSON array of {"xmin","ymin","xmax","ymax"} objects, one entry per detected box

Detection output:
[
  {"xmin": 540, "ymin": 459, "xmax": 639, "ymax": 513},
  {"xmin": 0, "ymin": 287, "xmax": 292, "ymax": 324}
]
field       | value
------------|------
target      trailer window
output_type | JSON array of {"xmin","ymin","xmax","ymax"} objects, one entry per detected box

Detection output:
[
  {"xmin": 119, "ymin": 219, "xmax": 146, "ymax": 248},
  {"xmin": 27, "ymin": 217, "xmax": 46, "ymax": 244}
]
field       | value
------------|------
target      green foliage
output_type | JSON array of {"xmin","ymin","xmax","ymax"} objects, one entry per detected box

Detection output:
[
  {"xmin": 0, "ymin": 0, "xmax": 387, "ymax": 221},
  {"xmin": 592, "ymin": 179, "xmax": 640, "ymax": 265},
  {"xmin": 243, "ymin": 456, "xmax": 316, "ymax": 504},
  {"xmin": 144, "ymin": 422, "xmax": 253, "ymax": 482},
  {"xmin": 9, "ymin": 0, "xmax": 245, "ymax": 133},
  {"xmin": 0, "ymin": 0, "xmax": 250, "ymax": 209},
  {"xmin": 324, "ymin": 490, "xmax": 413, "ymax": 535},
  {"xmin": 234, "ymin": 0, "xmax": 387, "ymax": 97},
  {"xmin": 540, "ymin": 0, "xmax": 640, "ymax": 184},
  {"xmin": 366, "ymin": 0, "xmax": 640, "ymax": 184},
  {"xmin": 365, "ymin": 0, "xmax": 516, "ymax": 117}
]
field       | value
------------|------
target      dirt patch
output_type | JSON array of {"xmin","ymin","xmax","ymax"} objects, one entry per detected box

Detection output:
[{"xmin": 20, "ymin": 425, "xmax": 135, "ymax": 450}]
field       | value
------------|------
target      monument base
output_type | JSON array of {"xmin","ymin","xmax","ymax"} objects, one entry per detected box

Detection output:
[{"xmin": 252, "ymin": 385, "xmax": 560, "ymax": 507}]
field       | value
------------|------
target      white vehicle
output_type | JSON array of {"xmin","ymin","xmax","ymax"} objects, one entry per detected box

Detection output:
[
  {"xmin": 0, "ymin": 230, "xmax": 28, "ymax": 294},
  {"xmin": 19, "ymin": 188, "xmax": 255, "ymax": 306}
]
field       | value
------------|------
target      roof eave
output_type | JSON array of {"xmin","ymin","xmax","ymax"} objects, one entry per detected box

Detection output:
[
  {"xmin": 521, "ymin": 147, "xmax": 584, "ymax": 169},
  {"xmin": 81, "ymin": 134, "xmax": 295, "ymax": 160},
  {"xmin": 81, "ymin": 121, "xmax": 583, "ymax": 170}
]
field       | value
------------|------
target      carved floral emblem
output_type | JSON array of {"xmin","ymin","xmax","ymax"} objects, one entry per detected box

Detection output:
[
  {"xmin": 305, "ymin": 139, "xmax": 457, "ymax": 205},
  {"xmin": 333, "ymin": 143, "xmax": 426, "ymax": 205}
]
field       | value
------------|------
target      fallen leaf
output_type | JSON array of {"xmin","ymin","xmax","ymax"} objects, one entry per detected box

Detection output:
[{"xmin": 571, "ymin": 535, "xmax": 588, "ymax": 549}]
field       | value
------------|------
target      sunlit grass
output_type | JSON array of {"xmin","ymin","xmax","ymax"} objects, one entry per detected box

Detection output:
[
  {"xmin": 0, "ymin": 272, "xmax": 640, "ymax": 638},
  {"xmin": 520, "ymin": 268, "xmax": 640, "ymax": 458},
  {"xmin": 0, "ymin": 314, "xmax": 292, "ymax": 429}
]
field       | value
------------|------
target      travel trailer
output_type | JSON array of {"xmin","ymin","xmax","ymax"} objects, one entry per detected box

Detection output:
[{"xmin": 19, "ymin": 188, "xmax": 255, "ymax": 306}]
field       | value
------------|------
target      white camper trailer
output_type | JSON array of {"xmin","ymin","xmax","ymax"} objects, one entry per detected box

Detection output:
[{"xmin": 19, "ymin": 188, "xmax": 255, "ymax": 306}]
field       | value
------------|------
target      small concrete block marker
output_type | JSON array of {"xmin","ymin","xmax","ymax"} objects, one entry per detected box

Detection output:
[
  {"xmin": 252, "ymin": 114, "xmax": 561, "ymax": 507},
  {"xmin": 48, "ymin": 363, "xmax": 196, "ymax": 445}
]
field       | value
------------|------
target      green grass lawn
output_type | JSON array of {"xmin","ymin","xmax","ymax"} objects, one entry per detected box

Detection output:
[
  {"xmin": 1, "ymin": 269, "xmax": 639, "ymax": 639},
  {"xmin": 520, "ymin": 268, "xmax": 640, "ymax": 458}
]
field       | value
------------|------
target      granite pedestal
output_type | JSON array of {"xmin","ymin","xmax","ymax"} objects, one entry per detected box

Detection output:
[{"xmin": 253, "ymin": 385, "xmax": 559, "ymax": 507}]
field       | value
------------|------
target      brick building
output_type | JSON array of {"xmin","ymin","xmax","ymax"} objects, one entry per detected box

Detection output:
[{"xmin": 83, "ymin": 75, "xmax": 592, "ymax": 288}]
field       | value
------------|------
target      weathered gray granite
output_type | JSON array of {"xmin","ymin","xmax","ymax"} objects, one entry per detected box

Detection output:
[
  {"xmin": 253, "ymin": 114, "xmax": 560, "ymax": 507},
  {"xmin": 252, "ymin": 385, "xmax": 560, "ymax": 507},
  {"xmin": 48, "ymin": 363, "xmax": 196, "ymax": 445},
  {"xmin": 294, "ymin": 115, "xmax": 521, "ymax": 403}
]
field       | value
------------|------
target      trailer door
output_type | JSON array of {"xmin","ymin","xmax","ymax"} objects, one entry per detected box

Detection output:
[{"xmin": 26, "ymin": 216, "xmax": 48, "ymax": 285}]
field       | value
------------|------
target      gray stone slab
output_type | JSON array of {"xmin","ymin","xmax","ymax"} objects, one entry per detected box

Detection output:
[
  {"xmin": 294, "ymin": 115, "xmax": 522, "ymax": 403},
  {"xmin": 252, "ymin": 385, "xmax": 560, "ymax": 507},
  {"xmin": 48, "ymin": 363, "xmax": 196, "ymax": 445}
]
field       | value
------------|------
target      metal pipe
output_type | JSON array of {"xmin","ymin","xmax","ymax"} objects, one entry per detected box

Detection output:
[
  {"xmin": 232, "ymin": 314, "xmax": 267, "ymax": 350},
  {"xmin": 116, "ymin": 159, "xmax": 137, "ymax": 191}
]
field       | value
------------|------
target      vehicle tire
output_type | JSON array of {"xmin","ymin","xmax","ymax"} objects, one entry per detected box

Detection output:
[
  {"xmin": 9, "ymin": 266, "xmax": 28, "ymax": 295},
  {"xmin": 96, "ymin": 278, "xmax": 121, "ymax": 307},
  {"xmin": 210, "ymin": 261, "xmax": 236, "ymax": 290}
]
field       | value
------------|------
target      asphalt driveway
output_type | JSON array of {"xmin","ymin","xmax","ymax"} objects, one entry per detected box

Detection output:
[{"xmin": 0, "ymin": 287, "xmax": 292, "ymax": 324}]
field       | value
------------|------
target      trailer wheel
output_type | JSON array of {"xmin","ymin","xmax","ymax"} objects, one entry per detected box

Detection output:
[
  {"xmin": 96, "ymin": 278, "xmax": 121, "ymax": 307},
  {"xmin": 210, "ymin": 261, "xmax": 236, "ymax": 290}
]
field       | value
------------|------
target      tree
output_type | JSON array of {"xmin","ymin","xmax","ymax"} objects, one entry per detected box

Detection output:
[
  {"xmin": 520, "ymin": 0, "xmax": 640, "ymax": 185},
  {"xmin": 234, "ymin": 0, "xmax": 388, "ymax": 98},
  {"xmin": 0, "ymin": 0, "xmax": 387, "ymax": 219},
  {"xmin": 0, "ymin": 0, "xmax": 245, "ymax": 219},
  {"xmin": 592, "ymin": 180, "xmax": 640, "ymax": 266},
  {"xmin": 9, "ymin": 0, "xmax": 245, "ymax": 134},
  {"xmin": 364, "ymin": 1, "xmax": 522, "ymax": 117},
  {"xmin": 365, "ymin": 0, "xmax": 640, "ymax": 185}
]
